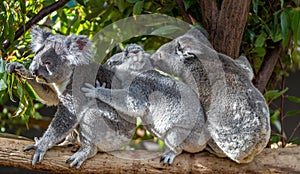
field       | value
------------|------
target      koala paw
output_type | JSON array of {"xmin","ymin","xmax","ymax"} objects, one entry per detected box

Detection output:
[
  {"xmin": 66, "ymin": 150, "xmax": 88, "ymax": 169},
  {"xmin": 160, "ymin": 151, "xmax": 176, "ymax": 165},
  {"xmin": 5, "ymin": 62, "xmax": 26, "ymax": 74},
  {"xmin": 24, "ymin": 145, "xmax": 47, "ymax": 166},
  {"xmin": 81, "ymin": 83, "xmax": 98, "ymax": 98}
]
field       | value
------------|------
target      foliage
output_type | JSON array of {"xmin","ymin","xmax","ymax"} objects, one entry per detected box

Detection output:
[
  {"xmin": 244, "ymin": 0, "xmax": 300, "ymax": 146},
  {"xmin": 0, "ymin": 0, "xmax": 299, "ymax": 146}
]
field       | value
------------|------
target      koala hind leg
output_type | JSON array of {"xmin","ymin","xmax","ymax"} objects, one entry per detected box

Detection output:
[{"xmin": 161, "ymin": 127, "xmax": 192, "ymax": 164}]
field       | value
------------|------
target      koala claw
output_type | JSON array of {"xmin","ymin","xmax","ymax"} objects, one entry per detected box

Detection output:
[
  {"xmin": 160, "ymin": 151, "xmax": 176, "ymax": 165},
  {"xmin": 66, "ymin": 151, "xmax": 87, "ymax": 169},
  {"xmin": 24, "ymin": 145, "xmax": 46, "ymax": 165},
  {"xmin": 81, "ymin": 83, "xmax": 97, "ymax": 98},
  {"xmin": 23, "ymin": 145, "xmax": 37, "ymax": 151},
  {"xmin": 5, "ymin": 62, "xmax": 26, "ymax": 74}
]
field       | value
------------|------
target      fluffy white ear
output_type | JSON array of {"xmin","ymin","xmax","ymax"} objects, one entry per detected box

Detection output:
[
  {"xmin": 65, "ymin": 35, "xmax": 92, "ymax": 65},
  {"xmin": 30, "ymin": 26, "xmax": 53, "ymax": 53}
]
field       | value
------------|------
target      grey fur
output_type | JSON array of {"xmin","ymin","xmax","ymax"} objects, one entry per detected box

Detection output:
[
  {"xmin": 82, "ymin": 44, "xmax": 209, "ymax": 164},
  {"xmin": 150, "ymin": 28, "xmax": 271, "ymax": 163},
  {"xmin": 6, "ymin": 26, "xmax": 135, "ymax": 168}
]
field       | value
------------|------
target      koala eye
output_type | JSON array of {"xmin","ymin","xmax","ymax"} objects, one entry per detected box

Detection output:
[
  {"xmin": 175, "ymin": 41, "xmax": 184, "ymax": 54},
  {"xmin": 44, "ymin": 61, "xmax": 51, "ymax": 66}
]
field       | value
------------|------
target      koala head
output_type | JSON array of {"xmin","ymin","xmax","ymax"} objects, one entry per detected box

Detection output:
[
  {"xmin": 29, "ymin": 26, "xmax": 91, "ymax": 84},
  {"xmin": 150, "ymin": 28, "xmax": 217, "ymax": 77},
  {"xmin": 106, "ymin": 44, "xmax": 152, "ymax": 73}
]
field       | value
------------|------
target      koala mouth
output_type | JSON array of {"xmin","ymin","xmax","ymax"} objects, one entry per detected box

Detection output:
[{"xmin": 36, "ymin": 75, "xmax": 47, "ymax": 83}]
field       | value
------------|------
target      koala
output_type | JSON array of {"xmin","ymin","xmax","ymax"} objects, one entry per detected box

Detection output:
[
  {"xmin": 150, "ymin": 28, "xmax": 271, "ymax": 163},
  {"xmin": 6, "ymin": 26, "xmax": 136, "ymax": 168},
  {"xmin": 82, "ymin": 44, "xmax": 209, "ymax": 164}
]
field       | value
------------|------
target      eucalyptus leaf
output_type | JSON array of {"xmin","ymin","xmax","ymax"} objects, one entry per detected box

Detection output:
[
  {"xmin": 286, "ymin": 95, "xmax": 300, "ymax": 103},
  {"xmin": 133, "ymin": 1, "xmax": 144, "ymax": 15},
  {"xmin": 291, "ymin": 8, "xmax": 300, "ymax": 45},
  {"xmin": 252, "ymin": 0, "xmax": 258, "ymax": 14},
  {"xmin": 0, "ymin": 79, "xmax": 7, "ymax": 91},
  {"xmin": 280, "ymin": 10, "xmax": 291, "ymax": 48},
  {"xmin": 285, "ymin": 110, "xmax": 300, "ymax": 117},
  {"xmin": 264, "ymin": 88, "xmax": 289, "ymax": 101},
  {"xmin": 255, "ymin": 34, "xmax": 266, "ymax": 47}
]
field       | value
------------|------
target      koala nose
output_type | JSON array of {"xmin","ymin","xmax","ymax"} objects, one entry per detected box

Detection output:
[{"xmin": 31, "ymin": 69, "xmax": 39, "ymax": 77}]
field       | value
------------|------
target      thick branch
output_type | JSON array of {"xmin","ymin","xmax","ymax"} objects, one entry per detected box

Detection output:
[
  {"xmin": 2, "ymin": 0, "xmax": 70, "ymax": 50},
  {"xmin": 198, "ymin": 0, "xmax": 219, "ymax": 42},
  {"xmin": 253, "ymin": 42, "xmax": 283, "ymax": 92},
  {"xmin": 213, "ymin": 0, "xmax": 251, "ymax": 58},
  {"xmin": 0, "ymin": 137, "xmax": 299, "ymax": 173},
  {"xmin": 199, "ymin": 0, "xmax": 250, "ymax": 58}
]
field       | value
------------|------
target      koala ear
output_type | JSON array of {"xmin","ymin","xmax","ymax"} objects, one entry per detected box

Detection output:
[
  {"xmin": 65, "ymin": 35, "xmax": 92, "ymax": 65},
  {"xmin": 30, "ymin": 26, "xmax": 53, "ymax": 53}
]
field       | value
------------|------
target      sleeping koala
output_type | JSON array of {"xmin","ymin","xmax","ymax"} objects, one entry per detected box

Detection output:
[
  {"xmin": 82, "ymin": 44, "xmax": 209, "ymax": 164},
  {"xmin": 6, "ymin": 26, "xmax": 136, "ymax": 168},
  {"xmin": 150, "ymin": 28, "xmax": 270, "ymax": 163}
]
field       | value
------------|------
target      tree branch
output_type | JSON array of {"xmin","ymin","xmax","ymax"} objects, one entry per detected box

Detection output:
[
  {"xmin": 213, "ymin": 0, "xmax": 251, "ymax": 58},
  {"xmin": 2, "ymin": 0, "xmax": 70, "ymax": 50},
  {"xmin": 198, "ymin": 0, "xmax": 219, "ymax": 41},
  {"xmin": 253, "ymin": 42, "xmax": 283, "ymax": 92},
  {"xmin": 0, "ymin": 137, "xmax": 299, "ymax": 173}
]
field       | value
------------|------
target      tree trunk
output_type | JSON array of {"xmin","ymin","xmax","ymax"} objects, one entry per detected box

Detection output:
[
  {"xmin": 0, "ymin": 137, "xmax": 299, "ymax": 173},
  {"xmin": 198, "ymin": 0, "xmax": 251, "ymax": 58}
]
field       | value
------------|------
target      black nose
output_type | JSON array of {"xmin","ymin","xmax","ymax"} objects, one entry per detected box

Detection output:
[{"xmin": 31, "ymin": 70, "xmax": 38, "ymax": 77}]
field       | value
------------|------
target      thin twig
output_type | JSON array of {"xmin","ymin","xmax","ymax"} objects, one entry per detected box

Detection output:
[
  {"xmin": 2, "ymin": 0, "xmax": 70, "ymax": 50},
  {"xmin": 287, "ymin": 121, "xmax": 300, "ymax": 143},
  {"xmin": 278, "ymin": 57, "xmax": 286, "ymax": 147},
  {"xmin": 253, "ymin": 42, "xmax": 282, "ymax": 92}
]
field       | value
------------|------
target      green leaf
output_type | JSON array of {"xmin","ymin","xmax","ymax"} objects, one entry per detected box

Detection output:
[
  {"xmin": 8, "ymin": 14, "xmax": 14, "ymax": 42},
  {"xmin": 183, "ymin": 0, "xmax": 196, "ymax": 10},
  {"xmin": 286, "ymin": 95, "xmax": 300, "ymax": 103},
  {"xmin": 254, "ymin": 34, "xmax": 266, "ymax": 47},
  {"xmin": 264, "ymin": 88, "xmax": 289, "ymax": 101},
  {"xmin": 24, "ymin": 81, "xmax": 39, "ymax": 100},
  {"xmin": 127, "ymin": 0, "xmax": 138, "ymax": 3},
  {"xmin": 285, "ymin": 110, "xmax": 300, "ymax": 117},
  {"xmin": 280, "ymin": 10, "xmax": 291, "ymax": 48},
  {"xmin": 291, "ymin": 8, "xmax": 300, "ymax": 45},
  {"xmin": 0, "ymin": 79, "xmax": 7, "ymax": 91},
  {"xmin": 133, "ymin": 1, "xmax": 144, "ymax": 15},
  {"xmin": 18, "ymin": 0, "xmax": 26, "ymax": 14},
  {"xmin": 14, "ymin": 95, "xmax": 28, "ymax": 117},
  {"xmin": 252, "ymin": 0, "xmax": 258, "ymax": 14},
  {"xmin": 7, "ymin": 73, "xmax": 15, "ymax": 102},
  {"xmin": 270, "ymin": 109, "xmax": 280, "ymax": 123},
  {"xmin": 251, "ymin": 47, "xmax": 266, "ymax": 57}
]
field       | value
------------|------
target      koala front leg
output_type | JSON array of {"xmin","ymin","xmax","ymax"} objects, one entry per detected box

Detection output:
[
  {"xmin": 24, "ymin": 103, "xmax": 78, "ymax": 165},
  {"xmin": 82, "ymin": 82, "xmax": 144, "ymax": 116},
  {"xmin": 6, "ymin": 62, "xmax": 59, "ymax": 105}
]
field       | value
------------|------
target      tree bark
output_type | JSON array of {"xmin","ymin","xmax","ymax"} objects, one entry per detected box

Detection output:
[
  {"xmin": 0, "ymin": 137, "xmax": 299, "ymax": 173},
  {"xmin": 199, "ymin": 0, "xmax": 251, "ymax": 58}
]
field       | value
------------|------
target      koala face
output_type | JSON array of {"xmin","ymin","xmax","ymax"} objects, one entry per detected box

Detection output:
[
  {"xmin": 29, "ymin": 26, "xmax": 91, "ymax": 84},
  {"xmin": 120, "ymin": 44, "xmax": 152, "ymax": 72},
  {"xmin": 29, "ymin": 40, "xmax": 74, "ymax": 84},
  {"xmin": 151, "ymin": 28, "xmax": 219, "ymax": 77}
]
